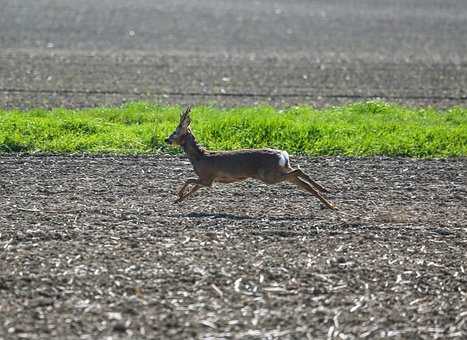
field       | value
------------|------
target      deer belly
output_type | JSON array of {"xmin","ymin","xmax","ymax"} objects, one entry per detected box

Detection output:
[{"xmin": 215, "ymin": 176, "xmax": 248, "ymax": 183}]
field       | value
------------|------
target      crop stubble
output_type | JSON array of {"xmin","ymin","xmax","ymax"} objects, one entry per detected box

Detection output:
[{"xmin": 0, "ymin": 155, "xmax": 466, "ymax": 339}]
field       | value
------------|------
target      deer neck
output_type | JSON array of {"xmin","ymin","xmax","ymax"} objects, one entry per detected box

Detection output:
[{"xmin": 181, "ymin": 132, "xmax": 205, "ymax": 163}]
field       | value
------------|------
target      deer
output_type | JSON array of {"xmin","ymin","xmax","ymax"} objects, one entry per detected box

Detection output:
[{"xmin": 165, "ymin": 106, "xmax": 336, "ymax": 209}]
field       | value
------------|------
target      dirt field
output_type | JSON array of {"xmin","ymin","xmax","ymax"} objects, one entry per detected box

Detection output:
[{"xmin": 0, "ymin": 155, "xmax": 466, "ymax": 339}]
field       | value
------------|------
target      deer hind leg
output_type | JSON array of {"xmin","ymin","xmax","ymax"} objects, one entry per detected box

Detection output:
[
  {"xmin": 287, "ymin": 168, "xmax": 330, "ymax": 193},
  {"xmin": 285, "ymin": 172, "xmax": 336, "ymax": 209}
]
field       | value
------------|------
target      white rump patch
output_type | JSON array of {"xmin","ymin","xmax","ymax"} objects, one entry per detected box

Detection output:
[{"xmin": 278, "ymin": 150, "xmax": 289, "ymax": 167}]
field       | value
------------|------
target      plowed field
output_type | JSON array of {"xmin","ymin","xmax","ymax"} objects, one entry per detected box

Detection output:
[{"xmin": 1, "ymin": 155, "xmax": 466, "ymax": 339}]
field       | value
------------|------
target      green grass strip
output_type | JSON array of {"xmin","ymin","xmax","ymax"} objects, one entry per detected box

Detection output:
[{"xmin": 0, "ymin": 101, "xmax": 465, "ymax": 157}]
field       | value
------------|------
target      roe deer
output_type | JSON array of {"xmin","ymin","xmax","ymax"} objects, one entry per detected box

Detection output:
[{"xmin": 165, "ymin": 106, "xmax": 336, "ymax": 209}]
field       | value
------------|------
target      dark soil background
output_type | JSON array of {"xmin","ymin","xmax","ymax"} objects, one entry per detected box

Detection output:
[{"xmin": 0, "ymin": 155, "xmax": 466, "ymax": 339}]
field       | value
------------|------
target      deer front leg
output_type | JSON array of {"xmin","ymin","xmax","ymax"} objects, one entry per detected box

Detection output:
[
  {"xmin": 175, "ymin": 184, "xmax": 203, "ymax": 203},
  {"xmin": 175, "ymin": 177, "xmax": 213, "ymax": 203},
  {"xmin": 286, "ymin": 173, "xmax": 336, "ymax": 210},
  {"xmin": 177, "ymin": 178, "xmax": 200, "ymax": 198}
]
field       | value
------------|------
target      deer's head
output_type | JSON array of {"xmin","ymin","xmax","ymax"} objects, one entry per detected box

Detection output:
[{"xmin": 165, "ymin": 106, "xmax": 192, "ymax": 146}]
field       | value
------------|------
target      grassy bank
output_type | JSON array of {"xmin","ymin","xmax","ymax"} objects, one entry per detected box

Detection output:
[{"xmin": 0, "ymin": 101, "xmax": 465, "ymax": 157}]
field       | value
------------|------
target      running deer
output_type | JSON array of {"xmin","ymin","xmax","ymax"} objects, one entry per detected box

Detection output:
[{"xmin": 165, "ymin": 106, "xmax": 336, "ymax": 209}]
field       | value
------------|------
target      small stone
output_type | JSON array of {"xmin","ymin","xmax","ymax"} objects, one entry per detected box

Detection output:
[{"xmin": 113, "ymin": 322, "xmax": 127, "ymax": 333}]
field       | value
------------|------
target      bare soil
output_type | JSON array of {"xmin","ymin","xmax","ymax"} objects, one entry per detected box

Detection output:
[{"xmin": 0, "ymin": 155, "xmax": 466, "ymax": 339}]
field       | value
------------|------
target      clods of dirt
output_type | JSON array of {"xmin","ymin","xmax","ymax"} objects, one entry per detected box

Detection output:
[{"xmin": 0, "ymin": 155, "xmax": 466, "ymax": 339}]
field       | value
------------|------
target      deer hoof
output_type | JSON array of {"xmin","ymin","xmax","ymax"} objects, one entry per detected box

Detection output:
[{"xmin": 320, "ymin": 203, "xmax": 337, "ymax": 210}]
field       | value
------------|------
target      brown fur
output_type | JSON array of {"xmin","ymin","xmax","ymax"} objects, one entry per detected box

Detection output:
[{"xmin": 165, "ymin": 107, "xmax": 336, "ymax": 209}]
